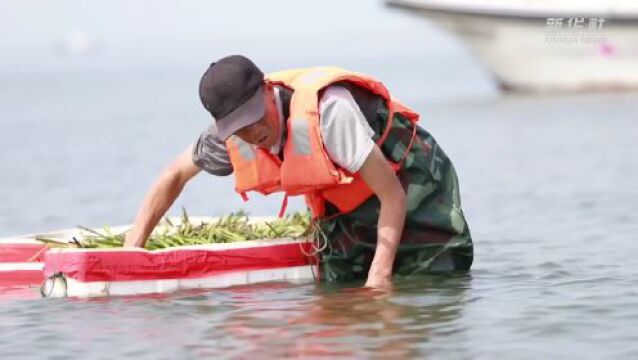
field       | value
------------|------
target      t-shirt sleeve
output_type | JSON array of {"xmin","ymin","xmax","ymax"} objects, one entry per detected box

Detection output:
[
  {"xmin": 319, "ymin": 85, "xmax": 375, "ymax": 173},
  {"xmin": 192, "ymin": 124, "xmax": 234, "ymax": 176}
]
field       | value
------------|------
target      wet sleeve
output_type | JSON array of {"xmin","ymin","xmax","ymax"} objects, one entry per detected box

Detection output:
[
  {"xmin": 319, "ymin": 86, "xmax": 375, "ymax": 173},
  {"xmin": 191, "ymin": 124, "xmax": 234, "ymax": 176}
]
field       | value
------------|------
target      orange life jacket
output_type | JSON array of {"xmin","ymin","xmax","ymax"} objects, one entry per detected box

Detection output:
[{"xmin": 225, "ymin": 67, "xmax": 419, "ymax": 218}]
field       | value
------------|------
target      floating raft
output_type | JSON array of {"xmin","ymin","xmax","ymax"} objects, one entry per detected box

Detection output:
[
  {"xmin": 0, "ymin": 235, "xmax": 47, "ymax": 301},
  {"xmin": 1, "ymin": 217, "xmax": 319, "ymax": 299},
  {"xmin": 0, "ymin": 238, "xmax": 46, "ymax": 288},
  {"xmin": 42, "ymin": 239, "xmax": 317, "ymax": 298}
]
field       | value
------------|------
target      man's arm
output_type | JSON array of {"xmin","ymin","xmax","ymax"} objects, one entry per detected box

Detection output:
[
  {"xmin": 358, "ymin": 145, "xmax": 407, "ymax": 290},
  {"xmin": 124, "ymin": 145, "xmax": 201, "ymax": 247}
]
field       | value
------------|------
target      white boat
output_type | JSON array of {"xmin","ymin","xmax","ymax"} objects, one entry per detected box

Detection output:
[{"xmin": 386, "ymin": 0, "xmax": 638, "ymax": 92}]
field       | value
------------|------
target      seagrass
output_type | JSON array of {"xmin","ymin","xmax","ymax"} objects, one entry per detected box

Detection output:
[{"xmin": 36, "ymin": 209, "xmax": 312, "ymax": 250}]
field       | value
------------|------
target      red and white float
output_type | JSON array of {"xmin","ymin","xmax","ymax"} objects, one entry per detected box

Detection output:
[{"xmin": 0, "ymin": 217, "xmax": 319, "ymax": 299}]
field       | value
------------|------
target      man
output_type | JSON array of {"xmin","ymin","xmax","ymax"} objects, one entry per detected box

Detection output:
[{"xmin": 124, "ymin": 55, "xmax": 473, "ymax": 289}]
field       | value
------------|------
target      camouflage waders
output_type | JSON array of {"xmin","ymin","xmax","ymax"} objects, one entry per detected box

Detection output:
[{"xmin": 318, "ymin": 101, "xmax": 474, "ymax": 282}]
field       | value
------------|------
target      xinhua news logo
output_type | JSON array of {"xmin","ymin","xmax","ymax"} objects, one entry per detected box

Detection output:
[{"xmin": 544, "ymin": 17, "xmax": 607, "ymax": 44}]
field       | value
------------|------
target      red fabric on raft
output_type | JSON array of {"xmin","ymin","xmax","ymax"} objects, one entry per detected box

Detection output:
[
  {"xmin": 0, "ymin": 270, "xmax": 44, "ymax": 286},
  {"xmin": 44, "ymin": 243, "xmax": 317, "ymax": 282},
  {"xmin": 0, "ymin": 244, "xmax": 47, "ymax": 262}
]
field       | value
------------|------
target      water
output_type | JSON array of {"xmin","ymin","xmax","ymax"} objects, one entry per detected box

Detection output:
[{"xmin": 2, "ymin": 1, "xmax": 638, "ymax": 358}]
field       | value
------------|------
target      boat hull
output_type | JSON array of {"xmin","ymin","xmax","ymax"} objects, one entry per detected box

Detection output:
[{"xmin": 388, "ymin": 0, "xmax": 638, "ymax": 92}]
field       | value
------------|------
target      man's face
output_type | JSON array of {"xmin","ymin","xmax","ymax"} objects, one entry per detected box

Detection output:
[{"xmin": 234, "ymin": 84, "xmax": 279, "ymax": 149}]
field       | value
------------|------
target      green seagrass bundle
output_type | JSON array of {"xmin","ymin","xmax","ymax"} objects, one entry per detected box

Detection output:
[{"xmin": 36, "ymin": 210, "xmax": 313, "ymax": 251}]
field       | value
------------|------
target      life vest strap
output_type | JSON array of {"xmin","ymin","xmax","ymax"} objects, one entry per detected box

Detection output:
[
  {"xmin": 376, "ymin": 102, "xmax": 395, "ymax": 146},
  {"xmin": 396, "ymin": 118, "xmax": 418, "ymax": 170},
  {"xmin": 278, "ymin": 194, "xmax": 289, "ymax": 218},
  {"xmin": 240, "ymin": 192, "xmax": 249, "ymax": 202}
]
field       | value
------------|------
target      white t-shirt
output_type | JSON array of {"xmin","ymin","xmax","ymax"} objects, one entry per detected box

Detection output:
[{"xmin": 192, "ymin": 85, "xmax": 375, "ymax": 175}]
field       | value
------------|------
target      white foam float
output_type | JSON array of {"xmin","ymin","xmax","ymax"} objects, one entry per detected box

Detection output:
[
  {"xmin": 37, "ymin": 216, "xmax": 319, "ymax": 298},
  {"xmin": 0, "ymin": 236, "xmax": 48, "ymax": 289}
]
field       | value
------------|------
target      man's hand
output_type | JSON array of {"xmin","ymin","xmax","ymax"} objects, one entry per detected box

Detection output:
[
  {"xmin": 358, "ymin": 145, "xmax": 407, "ymax": 289},
  {"xmin": 124, "ymin": 231, "xmax": 147, "ymax": 248},
  {"xmin": 123, "ymin": 145, "xmax": 201, "ymax": 248},
  {"xmin": 364, "ymin": 272, "xmax": 392, "ymax": 291}
]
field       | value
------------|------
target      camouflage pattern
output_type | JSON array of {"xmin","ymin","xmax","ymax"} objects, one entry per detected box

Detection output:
[{"xmin": 318, "ymin": 103, "xmax": 474, "ymax": 282}]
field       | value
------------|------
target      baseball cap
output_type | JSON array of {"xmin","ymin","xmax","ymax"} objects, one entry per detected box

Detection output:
[{"xmin": 198, "ymin": 55, "xmax": 266, "ymax": 140}]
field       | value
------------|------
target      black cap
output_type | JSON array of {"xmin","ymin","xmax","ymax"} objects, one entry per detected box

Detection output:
[{"xmin": 198, "ymin": 55, "xmax": 266, "ymax": 140}]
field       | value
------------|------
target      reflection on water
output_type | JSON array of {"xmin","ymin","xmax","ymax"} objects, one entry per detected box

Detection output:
[
  {"xmin": 193, "ymin": 276, "xmax": 470, "ymax": 358},
  {"xmin": 0, "ymin": 276, "xmax": 473, "ymax": 359}
]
